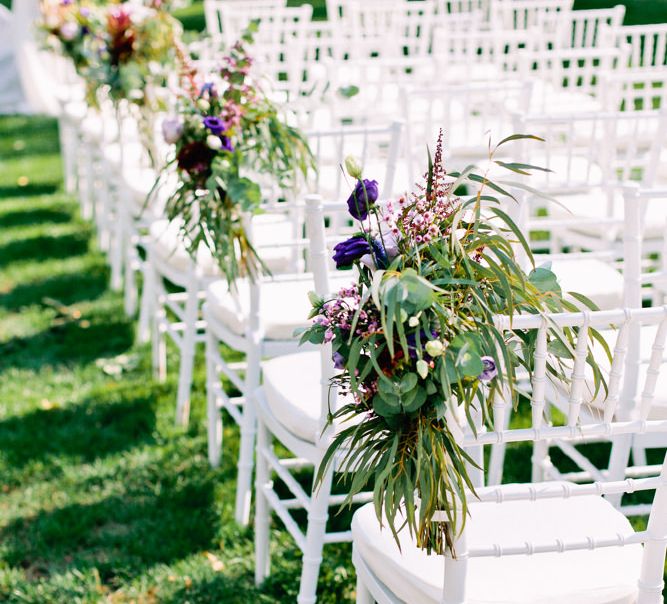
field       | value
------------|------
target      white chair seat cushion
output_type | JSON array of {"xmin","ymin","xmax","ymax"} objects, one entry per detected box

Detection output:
[
  {"xmin": 262, "ymin": 350, "xmax": 357, "ymax": 443},
  {"xmin": 352, "ymin": 487, "xmax": 642, "ymax": 604},
  {"xmin": 207, "ymin": 270, "xmax": 356, "ymax": 340},
  {"xmin": 549, "ymin": 258, "xmax": 624, "ymax": 310},
  {"xmin": 149, "ymin": 219, "xmax": 221, "ymax": 277},
  {"xmin": 549, "ymin": 188, "xmax": 666, "ymax": 241},
  {"xmin": 149, "ymin": 215, "xmax": 299, "ymax": 277}
]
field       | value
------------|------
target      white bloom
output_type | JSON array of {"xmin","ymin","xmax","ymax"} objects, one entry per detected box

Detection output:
[
  {"xmin": 206, "ymin": 134, "xmax": 223, "ymax": 150},
  {"xmin": 59, "ymin": 21, "xmax": 78, "ymax": 41}
]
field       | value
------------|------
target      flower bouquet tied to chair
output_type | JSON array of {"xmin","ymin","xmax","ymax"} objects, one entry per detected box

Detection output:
[
  {"xmin": 154, "ymin": 21, "xmax": 314, "ymax": 284},
  {"xmin": 302, "ymin": 132, "xmax": 608, "ymax": 556}
]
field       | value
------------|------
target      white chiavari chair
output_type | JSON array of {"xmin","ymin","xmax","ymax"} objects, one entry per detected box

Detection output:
[
  {"xmin": 400, "ymin": 80, "xmax": 533, "ymax": 186},
  {"xmin": 203, "ymin": 0, "xmax": 286, "ymax": 44},
  {"xmin": 431, "ymin": 24, "xmax": 531, "ymax": 83},
  {"xmin": 519, "ymin": 44, "xmax": 628, "ymax": 115},
  {"xmin": 353, "ymin": 306, "xmax": 667, "ymax": 604},
  {"xmin": 253, "ymin": 193, "xmax": 385, "ymax": 604},
  {"xmin": 204, "ymin": 121, "xmax": 403, "ymax": 529},
  {"xmin": 522, "ymin": 110, "xmax": 666, "ymax": 260},
  {"xmin": 562, "ymin": 6, "xmax": 625, "ymax": 49},
  {"xmin": 621, "ymin": 23, "xmax": 667, "ymax": 72}
]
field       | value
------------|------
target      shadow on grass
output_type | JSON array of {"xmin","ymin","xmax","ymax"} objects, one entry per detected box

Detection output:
[
  {"xmin": 160, "ymin": 574, "xmax": 264, "ymax": 604},
  {"xmin": 0, "ymin": 475, "xmax": 218, "ymax": 583},
  {"xmin": 0, "ymin": 316, "xmax": 134, "ymax": 371},
  {"xmin": 0, "ymin": 183, "xmax": 60, "ymax": 198},
  {"xmin": 0, "ymin": 230, "xmax": 91, "ymax": 268},
  {"xmin": 0, "ymin": 387, "xmax": 157, "ymax": 475},
  {"xmin": 0, "ymin": 263, "xmax": 109, "ymax": 311},
  {"xmin": 0, "ymin": 207, "xmax": 74, "ymax": 229}
]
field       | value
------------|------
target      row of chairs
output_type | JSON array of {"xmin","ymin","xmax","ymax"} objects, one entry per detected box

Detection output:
[{"xmin": 47, "ymin": 1, "xmax": 667, "ymax": 602}]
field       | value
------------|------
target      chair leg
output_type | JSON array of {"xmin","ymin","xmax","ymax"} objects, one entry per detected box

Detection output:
[
  {"xmin": 152, "ymin": 280, "xmax": 167, "ymax": 383},
  {"xmin": 254, "ymin": 417, "xmax": 271, "ymax": 585},
  {"xmin": 632, "ymin": 443, "xmax": 648, "ymax": 467},
  {"xmin": 531, "ymin": 439, "xmax": 550, "ymax": 483},
  {"xmin": 606, "ymin": 434, "xmax": 633, "ymax": 507},
  {"xmin": 206, "ymin": 328, "xmax": 223, "ymax": 468},
  {"xmin": 137, "ymin": 250, "xmax": 154, "ymax": 344},
  {"xmin": 488, "ymin": 406, "xmax": 512, "ymax": 485},
  {"xmin": 356, "ymin": 574, "xmax": 374, "ymax": 604},
  {"xmin": 110, "ymin": 190, "xmax": 124, "ymax": 292},
  {"xmin": 236, "ymin": 341, "xmax": 260, "ymax": 525},
  {"xmin": 175, "ymin": 282, "xmax": 199, "ymax": 427},
  {"xmin": 297, "ymin": 464, "xmax": 334, "ymax": 604},
  {"xmin": 123, "ymin": 217, "xmax": 138, "ymax": 317}
]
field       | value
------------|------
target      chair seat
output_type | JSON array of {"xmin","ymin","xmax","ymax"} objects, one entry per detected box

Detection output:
[
  {"xmin": 122, "ymin": 166, "xmax": 161, "ymax": 216},
  {"xmin": 549, "ymin": 257, "xmax": 624, "ymax": 310},
  {"xmin": 262, "ymin": 350, "xmax": 356, "ymax": 443},
  {"xmin": 549, "ymin": 188, "xmax": 666, "ymax": 241},
  {"xmin": 149, "ymin": 215, "xmax": 299, "ymax": 278},
  {"xmin": 149, "ymin": 219, "xmax": 221, "ymax": 277},
  {"xmin": 352, "ymin": 487, "xmax": 643, "ymax": 604},
  {"xmin": 207, "ymin": 271, "xmax": 354, "ymax": 341}
]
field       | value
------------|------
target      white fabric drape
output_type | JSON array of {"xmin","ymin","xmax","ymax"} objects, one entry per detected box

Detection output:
[{"xmin": 13, "ymin": 0, "xmax": 60, "ymax": 115}]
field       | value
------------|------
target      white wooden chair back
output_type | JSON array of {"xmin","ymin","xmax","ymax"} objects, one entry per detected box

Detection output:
[
  {"xmin": 325, "ymin": 55, "xmax": 437, "ymax": 125},
  {"xmin": 511, "ymin": 110, "xmax": 667, "ymax": 193},
  {"xmin": 401, "ymin": 80, "xmax": 533, "ymax": 183},
  {"xmin": 203, "ymin": 0, "xmax": 286, "ymax": 41},
  {"xmin": 437, "ymin": 0, "xmax": 489, "ymax": 20},
  {"xmin": 623, "ymin": 187, "xmax": 667, "ymax": 305},
  {"xmin": 432, "ymin": 25, "xmax": 532, "ymax": 79},
  {"xmin": 621, "ymin": 23, "xmax": 667, "ymax": 71},
  {"xmin": 437, "ymin": 306, "xmax": 667, "ymax": 604},
  {"xmin": 305, "ymin": 121, "xmax": 403, "ymax": 202},
  {"xmin": 563, "ymin": 6, "xmax": 625, "ymax": 49},
  {"xmin": 520, "ymin": 44, "xmax": 627, "ymax": 105},
  {"xmin": 346, "ymin": 0, "xmax": 437, "ymax": 59},
  {"xmin": 600, "ymin": 69, "xmax": 667, "ymax": 112},
  {"xmin": 491, "ymin": 0, "xmax": 572, "ymax": 47}
]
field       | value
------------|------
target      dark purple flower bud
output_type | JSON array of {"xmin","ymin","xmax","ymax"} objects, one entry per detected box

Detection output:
[
  {"xmin": 199, "ymin": 82, "xmax": 218, "ymax": 99},
  {"xmin": 202, "ymin": 116, "xmax": 226, "ymax": 135},
  {"xmin": 220, "ymin": 135, "xmax": 234, "ymax": 152},
  {"xmin": 346, "ymin": 179, "xmax": 379, "ymax": 220},
  {"xmin": 332, "ymin": 235, "xmax": 371, "ymax": 269},
  {"xmin": 479, "ymin": 356, "xmax": 498, "ymax": 382},
  {"xmin": 332, "ymin": 351, "xmax": 345, "ymax": 370}
]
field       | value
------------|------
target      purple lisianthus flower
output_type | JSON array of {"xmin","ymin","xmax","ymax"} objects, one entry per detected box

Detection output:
[
  {"xmin": 347, "ymin": 179, "xmax": 379, "ymax": 220},
  {"xmin": 332, "ymin": 351, "xmax": 345, "ymax": 370},
  {"xmin": 203, "ymin": 116, "xmax": 226, "ymax": 136},
  {"xmin": 161, "ymin": 117, "xmax": 183, "ymax": 145},
  {"xmin": 360, "ymin": 238, "xmax": 389, "ymax": 271},
  {"xmin": 333, "ymin": 235, "xmax": 371, "ymax": 269},
  {"xmin": 479, "ymin": 356, "xmax": 498, "ymax": 382}
]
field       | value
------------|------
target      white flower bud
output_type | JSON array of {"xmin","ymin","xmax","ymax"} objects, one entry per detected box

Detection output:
[
  {"xmin": 425, "ymin": 340, "xmax": 444, "ymax": 357},
  {"xmin": 344, "ymin": 155, "xmax": 363, "ymax": 180},
  {"xmin": 197, "ymin": 99, "xmax": 210, "ymax": 112},
  {"xmin": 206, "ymin": 134, "xmax": 222, "ymax": 150},
  {"xmin": 416, "ymin": 359, "xmax": 429, "ymax": 379}
]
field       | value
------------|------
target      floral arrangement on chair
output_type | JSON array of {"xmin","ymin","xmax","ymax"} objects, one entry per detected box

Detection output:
[
  {"xmin": 40, "ymin": 1, "xmax": 180, "ymax": 104},
  {"xmin": 301, "ymin": 132, "xmax": 607, "ymax": 555},
  {"xmin": 153, "ymin": 22, "xmax": 314, "ymax": 284}
]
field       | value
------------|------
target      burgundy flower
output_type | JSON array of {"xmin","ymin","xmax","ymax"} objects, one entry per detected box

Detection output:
[{"xmin": 177, "ymin": 141, "xmax": 216, "ymax": 178}]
